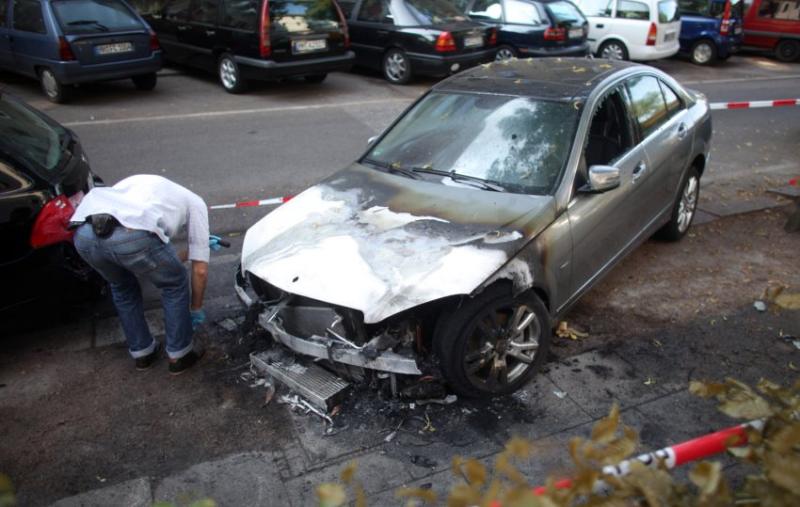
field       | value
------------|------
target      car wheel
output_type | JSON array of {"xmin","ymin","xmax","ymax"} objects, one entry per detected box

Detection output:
[
  {"xmin": 383, "ymin": 48, "xmax": 412, "ymax": 85},
  {"xmin": 495, "ymin": 45, "xmax": 516, "ymax": 61},
  {"xmin": 657, "ymin": 166, "xmax": 700, "ymax": 241},
  {"xmin": 132, "ymin": 72, "xmax": 157, "ymax": 91},
  {"xmin": 690, "ymin": 40, "xmax": 716, "ymax": 65},
  {"xmin": 218, "ymin": 53, "xmax": 247, "ymax": 93},
  {"xmin": 39, "ymin": 68, "xmax": 70, "ymax": 103},
  {"xmin": 304, "ymin": 73, "xmax": 328, "ymax": 83},
  {"xmin": 775, "ymin": 39, "xmax": 800, "ymax": 62},
  {"xmin": 598, "ymin": 40, "xmax": 628, "ymax": 60},
  {"xmin": 434, "ymin": 285, "xmax": 551, "ymax": 398}
]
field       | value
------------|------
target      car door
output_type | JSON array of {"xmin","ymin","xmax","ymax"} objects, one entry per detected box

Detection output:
[
  {"xmin": 9, "ymin": 0, "xmax": 50, "ymax": 77},
  {"xmin": 182, "ymin": 0, "xmax": 219, "ymax": 70},
  {"xmin": 565, "ymin": 85, "xmax": 650, "ymax": 301},
  {"xmin": 349, "ymin": 0, "xmax": 392, "ymax": 68},
  {"xmin": 0, "ymin": 0, "xmax": 13, "ymax": 68},
  {"xmin": 574, "ymin": 0, "xmax": 614, "ymax": 52},
  {"xmin": 155, "ymin": 0, "xmax": 192, "ymax": 63},
  {"xmin": 623, "ymin": 74, "xmax": 684, "ymax": 225}
]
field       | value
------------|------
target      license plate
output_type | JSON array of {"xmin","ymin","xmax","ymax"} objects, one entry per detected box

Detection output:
[
  {"xmin": 95, "ymin": 42, "xmax": 133, "ymax": 55},
  {"xmin": 464, "ymin": 35, "xmax": 483, "ymax": 48},
  {"xmin": 292, "ymin": 39, "xmax": 327, "ymax": 54},
  {"xmin": 569, "ymin": 28, "xmax": 583, "ymax": 39},
  {"xmin": 664, "ymin": 31, "xmax": 676, "ymax": 41}
]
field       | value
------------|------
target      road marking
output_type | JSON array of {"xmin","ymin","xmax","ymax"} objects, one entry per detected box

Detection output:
[
  {"xmin": 682, "ymin": 74, "xmax": 800, "ymax": 85},
  {"xmin": 62, "ymin": 97, "xmax": 414, "ymax": 127}
]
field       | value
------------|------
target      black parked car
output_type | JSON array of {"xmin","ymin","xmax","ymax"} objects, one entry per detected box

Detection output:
[
  {"xmin": 0, "ymin": 91, "xmax": 103, "ymax": 319},
  {"xmin": 142, "ymin": 0, "xmax": 355, "ymax": 92},
  {"xmin": 461, "ymin": 0, "xmax": 589, "ymax": 60},
  {"xmin": 337, "ymin": 0, "xmax": 497, "ymax": 84}
]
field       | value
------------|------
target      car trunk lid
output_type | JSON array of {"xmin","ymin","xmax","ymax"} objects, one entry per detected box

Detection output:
[{"xmin": 266, "ymin": 0, "xmax": 349, "ymax": 63}]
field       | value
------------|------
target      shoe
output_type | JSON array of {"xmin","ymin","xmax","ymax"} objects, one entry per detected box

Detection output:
[
  {"xmin": 135, "ymin": 342, "xmax": 161, "ymax": 371},
  {"xmin": 168, "ymin": 349, "xmax": 205, "ymax": 375}
]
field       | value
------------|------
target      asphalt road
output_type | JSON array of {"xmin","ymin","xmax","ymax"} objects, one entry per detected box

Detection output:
[{"xmin": 1, "ymin": 54, "xmax": 798, "ymax": 304}]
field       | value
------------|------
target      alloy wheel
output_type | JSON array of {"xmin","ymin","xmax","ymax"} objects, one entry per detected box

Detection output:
[
  {"xmin": 692, "ymin": 43, "xmax": 713, "ymax": 65},
  {"xmin": 495, "ymin": 47, "xmax": 515, "ymax": 61},
  {"xmin": 220, "ymin": 58, "xmax": 238, "ymax": 90},
  {"xmin": 600, "ymin": 43, "xmax": 625, "ymax": 60},
  {"xmin": 41, "ymin": 70, "xmax": 59, "ymax": 99},
  {"xmin": 677, "ymin": 175, "xmax": 699, "ymax": 233},
  {"xmin": 385, "ymin": 52, "xmax": 408, "ymax": 82}
]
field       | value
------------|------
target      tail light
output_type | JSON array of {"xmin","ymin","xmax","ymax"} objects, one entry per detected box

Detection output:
[
  {"xmin": 646, "ymin": 22, "xmax": 657, "ymax": 46},
  {"xmin": 30, "ymin": 195, "xmax": 76, "ymax": 249},
  {"xmin": 332, "ymin": 0, "xmax": 350, "ymax": 48},
  {"xmin": 488, "ymin": 28, "xmax": 497, "ymax": 46},
  {"xmin": 719, "ymin": 0, "xmax": 732, "ymax": 35},
  {"xmin": 58, "ymin": 37, "xmax": 76, "ymax": 61},
  {"xmin": 543, "ymin": 27, "xmax": 566, "ymax": 41},
  {"xmin": 259, "ymin": 0, "xmax": 272, "ymax": 58},
  {"xmin": 149, "ymin": 30, "xmax": 160, "ymax": 51},
  {"xmin": 435, "ymin": 32, "xmax": 457, "ymax": 52}
]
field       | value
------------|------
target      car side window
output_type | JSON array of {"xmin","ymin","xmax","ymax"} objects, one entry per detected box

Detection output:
[
  {"xmin": 616, "ymin": 0, "xmax": 649, "ymax": 19},
  {"xmin": 582, "ymin": 89, "xmax": 634, "ymax": 174},
  {"xmin": 221, "ymin": 0, "xmax": 257, "ymax": 29},
  {"xmin": 0, "ymin": 162, "xmax": 29, "ymax": 194},
  {"xmin": 757, "ymin": 0, "xmax": 800, "ymax": 19},
  {"xmin": 164, "ymin": 0, "xmax": 191, "ymax": 21},
  {"xmin": 626, "ymin": 75, "xmax": 669, "ymax": 139},
  {"xmin": 0, "ymin": 0, "xmax": 7, "ymax": 27},
  {"xmin": 338, "ymin": 0, "xmax": 356, "ymax": 17},
  {"xmin": 188, "ymin": 0, "xmax": 218, "ymax": 24},
  {"xmin": 659, "ymin": 79, "xmax": 683, "ymax": 117},
  {"xmin": 505, "ymin": 0, "xmax": 542, "ymax": 23},
  {"xmin": 576, "ymin": 0, "xmax": 613, "ymax": 16},
  {"xmin": 357, "ymin": 0, "xmax": 391, "ymax": 22},
  {"xmin": 469, "ymin": 0, "xmax": 502, "ymax": 20},
  {"xmin": 12, "ymin": 0, "xmax": 46, "ymax": 33}
]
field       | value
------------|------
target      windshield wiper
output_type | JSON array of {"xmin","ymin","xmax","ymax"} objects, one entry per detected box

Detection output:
[
  {"xmin": 363, "ymin": 159, "xmax": 419, "ymax": 180},
  {"xmin": 410, "ymin": 167, "xmax": 506, "ymax": 192},
  {"xmin": 68, "ymin": 19, "xmax": 110, "ymax": 31}
]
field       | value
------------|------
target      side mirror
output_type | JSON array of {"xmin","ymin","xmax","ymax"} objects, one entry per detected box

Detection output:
[
  {"xmin": 582, "ymin": 165, "xmax": 620, "ymax": 193},
  {"xmin": 367, "ymin": 136, "xmax": 378, "ymax": 146}
]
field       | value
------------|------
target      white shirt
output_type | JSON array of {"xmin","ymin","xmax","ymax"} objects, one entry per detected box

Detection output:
[{"xmin": 72, "ymin": 174, "xmax": 210, "ymax": 262}]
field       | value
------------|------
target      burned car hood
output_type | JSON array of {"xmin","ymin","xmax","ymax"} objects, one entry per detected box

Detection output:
[{"xmin": 241, "ymin": 164, "xmax": 556, "ymax": 324}]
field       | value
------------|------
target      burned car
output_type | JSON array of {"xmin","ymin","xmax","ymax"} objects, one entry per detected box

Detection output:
[{"xmin": 236, "ymin": 57, "xmax": 711, "ymax": 399}]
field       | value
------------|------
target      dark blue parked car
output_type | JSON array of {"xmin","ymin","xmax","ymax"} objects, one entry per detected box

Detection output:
[
  {"xmin": 462, "ymin": 0, "xmax": 589, "ymax": 60},
  {"xmin": 678, "ymin": 0, "xmax": 744, "ymax": 64},
  {"xmin": 0, "ymin": 0, "xmax": 162, "ymax": 102}
]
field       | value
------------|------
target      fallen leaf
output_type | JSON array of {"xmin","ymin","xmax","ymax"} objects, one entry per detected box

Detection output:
[
  {"xmin": 644, "ymin": 377, "xmax": 656, "ymax": 386},
  {"xmin": 317, "ymin": 483, "xmax": 346, "ymax": 507},
  {"xmin": 774, "ymin": 292, "xmax": 800, "ymax": 310}
]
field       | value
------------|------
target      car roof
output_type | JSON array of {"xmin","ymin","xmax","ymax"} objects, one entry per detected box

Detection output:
[{"xmin": 433, "ymin": 57, "xmax": 641, "ymax": 102}]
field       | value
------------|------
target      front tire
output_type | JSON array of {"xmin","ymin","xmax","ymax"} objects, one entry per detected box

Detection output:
[
  {"xmin": 775, "ymin": 39, "xmax": 800, "ymax": 62},
  {"xmin": 39, "ymin": 68, "xmax": 70, "ymax": 103},
  {"xmin": 434, "ymin": 285, "xmax": 551, "ymax": 398},
  {"xmin": 690, "ymin": 40, "xmax": 717, "ymax": 65},
  {"xmin": 218, "ymin": 53, "xmax": 247, "ymax": 93},
  {"xmin": 382, "ymin": 48, "xmax": 411, "ymax": 85},
  {"xmin": 495, "ymin": 45, "xmax": 516, "ymax": 61},
  {"xmin": 598, "ymin": 40, "xmax": 628, "ymax": 60},
  {"xmin": 657, "ymin": 167, "xmax": 700, "ymax": 241},
  {"xmin": 132, "ymin": 72, "xmax": 157, "ymax": 91}
]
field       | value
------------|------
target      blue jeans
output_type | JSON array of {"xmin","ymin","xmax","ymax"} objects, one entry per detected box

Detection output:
[{"xmin": 74, "ymin": 225, "xmax": 193, "ymax": 360}]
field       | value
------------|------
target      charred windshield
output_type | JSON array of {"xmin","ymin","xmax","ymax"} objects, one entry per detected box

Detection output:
[{"xmin": 364, "ymin": 92, "xmax": 578, "ymax": 195}]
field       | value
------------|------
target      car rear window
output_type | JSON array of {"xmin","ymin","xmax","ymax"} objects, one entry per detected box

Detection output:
[
  {"xmin": 269, "ymin": 0, "xmax": 340, "ymax": 33},
  {"xmin": 52, "ymin": 0, "xmax": 143, "ymax": 34},
  {"xmin": 547, "ymin": 1, "xmax": 586, "ymax": 23},
  {"xmin": 616, "ymin": 0, "xmax": 650, "ymax": 19},
  {"xmin": 0, "ymin": 95, "xmax": 66, "ymax": 172},
  {"xmin": 658, "ymin": 0, "xmax": 680, "ymax": 21},
  {"xmin": 404, "ymin": 0, "xmax": 468, "ymax": 24},
  {"xmin": 365, "ymin": 92, "xmax": 579, "ymax": 195}
]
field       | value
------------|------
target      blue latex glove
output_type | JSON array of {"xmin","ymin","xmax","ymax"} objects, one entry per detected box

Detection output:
[
  {"xmin": 209, "ymin": 235, "xmax": 223, "ymax": 251},
  {"xmin": 190, "ymin": 309, "xmax": 206, "ymax": 330}
]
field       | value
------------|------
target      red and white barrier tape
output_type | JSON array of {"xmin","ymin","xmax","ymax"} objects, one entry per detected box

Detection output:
[
  {"xmin": 710, "ymin": 98, "xmax": 799, "ymax": 110},
  {"xmin": 209, "ymin": 195, "xmax": 293, "ymax": 210}
]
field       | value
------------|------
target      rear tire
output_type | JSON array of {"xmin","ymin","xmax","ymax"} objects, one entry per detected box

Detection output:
[
  {"xmin": 775, "ymin": 39, "xmax": 800, "ymax": 62},
  {"xmin": 690, "ymin": 40, "xmax": 717, "ymax": 65},
  {"xmin": 434, "ymin": 285, "xmax": 551, "ymax": 398},
  {"xmin": 382, "ymin": 48, "xmax": 412, "ymax": 85},
  {"xmin": 598, "ymin": 40, "xmax": 628, "ymax": 60},
  {"xmin": 132, "ymin": 72, "xmax": 157, "ymax": 91},
  {"xmin": 495, "ymin": 45, "xmax": 516, "ymax": 61},
  {"xmin": 304, "ymin": 73, "xmax": 327, "ymax": 83},
  {"xmin": 218, "ymin": 53, "xmax": 247, "ymax": 93},
  {"xmin": 656, "ymin": 166, "xmax": 700, "ymax": 241},
  {"xmin": 39, "ymin": 68, "xmax": 70, "ymax": 103}
]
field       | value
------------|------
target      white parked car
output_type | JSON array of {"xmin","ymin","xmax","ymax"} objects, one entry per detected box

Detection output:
[{"xmin": 573, "ymin": 0, "xmax": 681, "ymax": 60}]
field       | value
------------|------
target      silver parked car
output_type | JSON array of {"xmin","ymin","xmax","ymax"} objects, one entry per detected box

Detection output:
[{"xmin": 236, "ymin": 58, "xmax": 711, "ymax": 398}]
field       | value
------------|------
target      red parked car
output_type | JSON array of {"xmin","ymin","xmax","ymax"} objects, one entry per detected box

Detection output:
[{"xmin": 742, "ymin": 0, "xmax": 800, "ymax": 61}]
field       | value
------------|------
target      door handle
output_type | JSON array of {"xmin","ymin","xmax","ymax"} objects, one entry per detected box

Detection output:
[
  {"xmin": 177, "ymin": 25, "xmax": 189, "ymax": 31},
  {"xmin": 205, "ymin": 29, "xmax": 216, "ymax": 36},
  {"xmin": 596, "ymin": 23, "xmax": 604, "ymax": 28},
  {"xmin": 376, "ymin": 30, "xmax": 389, "ymax": 35},
  {"xmin": 632, "ymin": 161, "xmax": 647, "ymax": 182},
  {"xmin": 677, "ymin": 123, "xmax": 688, "ymax": 140}
]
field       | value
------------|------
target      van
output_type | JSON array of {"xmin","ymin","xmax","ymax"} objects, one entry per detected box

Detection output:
[
  {"xmin": 742, "ymin": 0, "xmax": 800, "ymax": 61},
  {"xmin": 142, "ymin": 0, "xmax": 355, "ymax": 93},
  {"xmin": 0, "ymin": 0, "xmax": 163, "ymax": 102},
  {"xmin": 572, "ymin": 0, "xmax": 681, "ymax": 60},
  {"xmin": 678, "ymin": 0, "xmax": 744, "ymax": 64}
]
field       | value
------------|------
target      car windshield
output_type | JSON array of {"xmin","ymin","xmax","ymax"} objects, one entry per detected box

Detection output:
[
  {"xmin": 547, "ymin": 1, "xmax": 586, "ymax": 23},
  {"xmin": 270, "ymin": 0, "xmax": 341, "ymax": 33},
  {"xmin": 0, "ymin": 95, "xmax": 66, "ymax": 172},
  {"xmin": 404, "ymin": 0, "xmax": 468, "ymax": 24},
  {"xmin": 52, "ymin": 0, "xmax": 143, "ymax": 35},
  {"xmin": 364, "ymin": 92, "xmax": 578, "ymax": 195}
]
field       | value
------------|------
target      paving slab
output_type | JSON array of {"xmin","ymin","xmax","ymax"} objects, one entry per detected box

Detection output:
[
  {"xmin": 50, "ymin": 477, "xmax": 152, "ymax": 507},
  {"xmin": 153, "ymin": 452, "xmax": 288, "ymax": 507}
]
